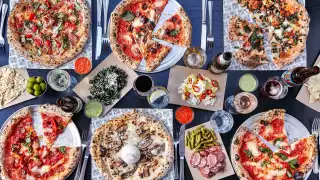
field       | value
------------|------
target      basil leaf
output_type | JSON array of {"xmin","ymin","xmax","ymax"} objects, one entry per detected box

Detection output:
[
  {"xmin": 274, "ymin": 137, "xmax": 284, "ymax": 144},
  {"xmin": 244, "ymin": 25, "xmax": 251, "ymax": 33},
  {"xmin": 261, "ymin": 160, "xmax": 270, "ymax": 167},
  {"xmin": 121, "ymin": 11, "xmax": 135, "ymax": 22},
  {"xmin": 243, "ymin": 150, "xmax": 254, "ymax": 160},
  {"xmin": 58, "ymin": 146, "xmax": 66, "ymax": 153},
  {"xmin": 275, "ymin": 152, "xmax": 288, "ymax": 161},
  {"xmin": 170, "ymin": 29, "xmax": 180, "ymax": 36},
  {"xmin": 259, "ymin": 146, "xmax": 272, "ymax": 154}
]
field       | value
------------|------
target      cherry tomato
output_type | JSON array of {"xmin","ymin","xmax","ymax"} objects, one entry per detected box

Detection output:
[
  {"xmin": 64, "ymin": 21, "xmax": 77, "ymax": 31},
  {"xmin": 68, "ymin": 4, "xmax": 75, "ymax": 10},
  {"xmin": 31, "ymin": 25, "xmax": 38, "ymax": 32},
  {"xmin": 55, "ymin": 40, "xmax": 61, "ymax": 48},
  {"xmin": 211, "ymin": 80, "xmax": 219, "ymax": 87},
  {"xmin": 25, "ymin": 34, "xmax": 32, "ymax": 38},
  {"xmin": 201, "ymin": 93, "xmax": 207, "ymax": 99},
  {"xmin": 206, "ymin": 89, "xmax": 212, "ymax": 95},
  {"xmin": 28, "ymin": 13, "xmax": 36, "ymax": 21},
  {"xmin": 34, "ymin": 38, "xmax": 42, "ymax": 47},
  {"xmin": 45, "ymin": 40, "xmax": 51, "ymax": 47}
]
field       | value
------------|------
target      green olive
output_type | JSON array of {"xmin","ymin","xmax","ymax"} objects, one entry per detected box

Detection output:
[
  {"xmin": 40, "ymin": 82, "xmax": 46, "ymax": 91},
  {"xmin": 33, "ymin": 84, "xmax": 41, "ymax": 91},
  {"xmin": 36, "ymin": 77, "xmax": 44, "ymax": 83},
  {"xmin": 34, "ymin": 90, "xmax": 42, "ymax": 96},
  {"xmin": 27, "ymin": 81, "xmax": 34, "ymax": 89},
  {"xmin": 26, "ymin": 88, "xmax": 34, "ymax": 94},
  {"xmin": 28, "ymin": 77, "xmax": 36, "ymax": 82}
]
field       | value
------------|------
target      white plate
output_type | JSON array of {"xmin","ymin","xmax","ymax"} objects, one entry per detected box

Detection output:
[
  {"xmin": 108, "ymin": 0, "xmax": 188, "ymax": 73},
  {"xmin": 0, "ymin": 105, "xmax": 81, "ymax": 179},
  {"xmin": 230, "ymin": 112, "xmax": 311, "ymax": 179}
]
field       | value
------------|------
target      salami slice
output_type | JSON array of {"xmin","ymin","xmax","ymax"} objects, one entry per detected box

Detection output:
[
  {"xmin": 190, "ymin": 152, "xmax": 201, "ymax": 167},
  {"xmin": 214, "ymin": 151, "xmax": 226, "ymax": 162},
  {"xmin": 199, "ymin": 150, "xmax": 208, "ymax": 157},
  {"xmin": 209, "ymin": 146, "xmax": 222, "ymax": 152},
  {"xmin": 199, "ymin": 166, "xmax": 210, "ymax": 176},
  {"xmin": 207, "ymin": 154, "xmax": 217, "ymax": 168},
  {"xmin": 198, "ymin": 157, "xmax": 207, "ymax": 168}
]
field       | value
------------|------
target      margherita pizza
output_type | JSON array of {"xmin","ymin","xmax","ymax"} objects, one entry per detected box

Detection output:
[
  {"xmin": 252, "ymin": 109, "xmax": 291, "ymax": 152},
  {"xmin": 7, "ymin": 0, "xmax": 91, "ymax": 67},
  {"xmin": 39, "ymin": 104, "xmax": 73, "ymax": 147},
  {"xmin": 90, "ymin": 110, "xmax": 174, "ymax": 180},
  {"xmin": 230, "ymin": 0, "xmax": 309, "ymax": 69},
  {"xmin": 0, "ymin": 106, "xmax": 80, "ymax": 180},
  {"xmin": 109, "ymin": 0, "xmax": 192, "ymax": 71}
]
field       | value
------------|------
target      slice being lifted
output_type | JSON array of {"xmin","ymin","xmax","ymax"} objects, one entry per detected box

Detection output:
[
  {"xmin": 252, "ymin": 109, "xmax": 290, "ymax": 152},
  {"xmin": 154, "ymin": 7, "xmax": 192, "ymax": 47},
  {"xmin": 39, "ymin": 104, "xmax": 73, "ymax": 147},
  {"xmin": 228, "ymin": 16, "xmax": 255, "ymax": 41},
  {"xmin": 140, "ymin": 40, "xmax": 171, "ymax": 71}
]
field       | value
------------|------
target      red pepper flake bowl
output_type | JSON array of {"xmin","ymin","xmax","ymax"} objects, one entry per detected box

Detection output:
[
  {"xmin": 175, "ymin": 106, "xmax": 195, "ymax": 124},
  {"xmin": 74, "ymin": 57, "xmax": 92, "ymax": 75}
]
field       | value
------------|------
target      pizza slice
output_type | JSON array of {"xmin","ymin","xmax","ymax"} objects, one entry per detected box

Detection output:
[
  {"xmin": 234, "ymin": 26, "xmax": 268, "ymax": 68},
  {"xmin": 252, "ymin": 109, "xmax": 291, "ymax": 152},
  {"xmin": 140, "ymin": 40, "xmax": 171, "ymax": 71},
  {"xmin": 228, "ymin": 16, "xmax": 256, "ymax": 41},
  {"xmin": 153, "ymin": 7, "xmax": 192, "ymax": 47},
  {"xmin": 273, "ymin": 135, "xmax": 316, "ymax": 177},
  {"xmin": 39, "ymin": 104, "xmax": 73, "ymax": 147},
  {"xmin": 149, "ymin": 0, "xmax": 168, "ymax": 24},
  {"xmin": 26, "ymin": 145, "xmax": 80, "ymax": 179}
]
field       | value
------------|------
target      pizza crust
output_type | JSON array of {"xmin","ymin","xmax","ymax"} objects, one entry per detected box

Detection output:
[
  {"xmin": 234, "ymin": 48, "xmax": 268, "ymax": 68},
  {"xmin": 252, "ymin": 109, "xmax": 286, "ymax": 135},
  {"xmin": 38, "ymin": 104, "xmax": 73, "ymax": 122},
  {"xmin": 7, "ymin": 0, "xmax": 91, "ymax": 68},
  {"xmin": 90, "ymin": 110, "xmax": 174, "ymax": 180}
]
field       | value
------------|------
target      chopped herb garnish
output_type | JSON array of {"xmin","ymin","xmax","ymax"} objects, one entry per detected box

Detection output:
[
  {"xmin": 32, "ymin": 2, "xmax": 41, "ymax": 10},
  {"xmin": 121, "ymin": 11, "xmax": 135, "ymax": 22},
  {"xmin": 244, "ymin": 25, "xmax": 251, "ymax": 33},
  {"xmin": 170, "ymin": 29, "xmax": 180, "ymax": 36},
  {"xmin": 261, "ymin": 160, "xmax": 270, "ymax": 167},
  {"xmin": 58, "ymin": 146, "xmax": 66, "ymax": 153},
  {"xmin": 243, "ymin": 150, "xmax": 254, "ymax": 160},
  {"xmin": 62, "ymin": 35, "xmax": 69, "ymax": 49}
]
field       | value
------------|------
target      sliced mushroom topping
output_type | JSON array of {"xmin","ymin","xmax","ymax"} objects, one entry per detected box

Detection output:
[
  {"xmin": 100, "ymin": 145, "xmax": 107, "ymax": 157},
  {"xmin": 120, "ymin": 134, "xmax": 128, "ymax": 140},
  {"xmin": 150, "ymin": 144, "xmax": 165, "ymax": 156},
  {"xmin": 138, "ymin": 137, "xmax": 153, "ymax": 150},
  {"xmin": 112, "ymin": 161, "xmax": 124, "ymax": 167},
  {"xmin": 136, "ymin": 129, "xmax": 142, "ymax": 135},
  {"xmin": 150, "ymin": 48, "xmax": 157, "ymax": 54},
  {"xmin": 116, "ymin": 125, "xmax": 127, "ymax": 134},
  {"xmin": 143, "ymin": 167, "xmax": 150, "ymax": 177}
]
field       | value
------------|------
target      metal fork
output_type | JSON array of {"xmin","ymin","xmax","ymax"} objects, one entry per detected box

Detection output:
[
  {"xmin": 102, "ymin": 0, "xmax": 109, "ymax": 52},
  {"xmin": 312, "ymin": 117, "xmax": 320, "ymax": 174},
  {"xmin": 207, "ymin": 1, "xmax": 214, "ymax": 52},
  {"xmin": 173, "ymin": 126, "xmax": 179, "ymax": 179},
  {"xmin": 74, "ymin": 128, "xmax": 90, "ymax": 180},
  {"xmin": 0, "ymin": 3, "xmax": 7, "ymax": 56}
]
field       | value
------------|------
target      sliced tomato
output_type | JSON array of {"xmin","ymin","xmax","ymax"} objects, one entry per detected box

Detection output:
[
  {"xmin": 25, "ymin": 34, "xmax": 32, "ymax": 38},
  {"xmin": 206, "ymin": 89, "xmax": 212, "ymax": 95},
  {"xmin": 50, "ymin": 118, "xmax": 57, "ymax": 135},
  {"xmin": 64, "ymin": 21, "xmax": 77, "ymax": 31},
  {"xmin": 45, "ymin": 40, "xmax": 51, "ymax": 47},
  {"xmin": 68, "ymin": 3, "xmax": 75, "ymax": 10},
  {"xmin": 34, "ymin": 38, "xmax": 42, "ymax": 48},
  {"xmin": 31, "ymin": 24, "xmax": 38, "ymax": 32},
  {"xmin": 28, "ymin": 13, "xmax": 36, "ymax": 21},
  {"xmin": 55, "ymin": 40, "xmax": 61, "ymax": 48},
  {"xmin": 211, "ymin": 80, "xmax": 219, "ymax": 87}
]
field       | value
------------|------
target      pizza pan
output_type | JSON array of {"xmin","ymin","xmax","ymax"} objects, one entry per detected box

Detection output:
[
  {"xmin": 230, "ymin": 112, "xmax": 311, "ymax": 180},
  {"xmin": 107, "ymin": 0, "xmax": 188, "ymax": 73},
  {"xmin": 0, "ymin": 105, "xmax": 81, "ymax": 179}
]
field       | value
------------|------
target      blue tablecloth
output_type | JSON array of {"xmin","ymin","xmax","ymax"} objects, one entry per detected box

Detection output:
[{"xmin": 1, "ymin": 0, "xmax": 320, "ymax": 179}]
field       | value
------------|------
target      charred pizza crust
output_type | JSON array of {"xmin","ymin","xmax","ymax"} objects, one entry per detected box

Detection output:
[
  {"xmin": 90, "ymin": 110, "xmax": 174, "ymax": 180},
  {"xmin": 252, "ymin": 109, "xmax": 286, "ymax": 135},
  {"xmin": 38, "ymin": 104, "xmax": 73, "ymax": 123},
  {"xmin": 0, "ymin": 107, "xmax": 31, "ymax": 180},
  {"xmin": 7, "ymin": 0, "xmax": 91, "ymax": 68},
  {"xmin": 154, "ymin": 7, "xmax": 192, "ymax": 47}
]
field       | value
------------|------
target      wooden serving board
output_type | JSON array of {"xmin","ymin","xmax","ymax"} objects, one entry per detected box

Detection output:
[
  {"xmin": 167, "ymin": 65, "xmax": 227, "ymax": 111},
  {"xmin": 296, "ymin": 55, "xmax": 320, "ymax": 112},
  {"xmin": 185, "ymin": 121, "xmax": 235, "ymax": 180},
  {"xmin": 73, "ymin": 54, "xmax": 138, "ymax": 115},
  {"xmin": 0, "ymin": 66, "xmax": 35, "ymax": 110}
]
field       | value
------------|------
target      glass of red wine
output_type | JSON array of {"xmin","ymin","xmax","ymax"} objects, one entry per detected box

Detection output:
[{"xmin": 133, "ymin": 74, "xmax": 154, "ymax": 98}]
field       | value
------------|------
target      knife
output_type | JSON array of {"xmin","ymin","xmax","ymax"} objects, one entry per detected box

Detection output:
[
  {"xmin": 179, "ymin": 125, "xmax": 186, "ymax": 180},
  {"xmin": 201, "ymin": 0, "xmax": 207, "ymax": 52},
  {"xmin": 78, "ymin": 127, "xmax": 92, "ymax": 180},
  {"xmin": 95, "ymin": 0, "xmax": 102, "ymax": 60}
]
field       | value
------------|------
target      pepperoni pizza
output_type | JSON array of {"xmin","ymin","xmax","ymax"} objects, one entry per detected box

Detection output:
[
  {"xmin": 0, "ymin": 106, "xmax": 80, "ymax": 180},
  {"xmin": 7, "ymin": 0, "xmax": 91, "ymax": 68}
]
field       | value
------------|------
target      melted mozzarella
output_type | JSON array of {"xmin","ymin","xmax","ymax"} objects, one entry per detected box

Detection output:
[
  {"xmin": 155, "ymin": 0, "xmax": 166, "ymax": 8},
  {"xmin": 266, "ymin": 169, "xmax": 287, "ymax": 179},
  {"xmin": 247, "ymin": 141, "xmax": 261, "ymax": 157},
  {"xmin": 31, "ymin": 165, "xmax": 51, "ymax": 176},
  {"xmin": 274, "ymin": 28, "xmax": 283, "ymax": 39},
  {"xmin": 263, "ymin": 125, "xmax": 273, "ymax": 136},
  {"xmin": 132, "ymin": 18, "xmax": 143, "ymax": 28},
  {"xmin": 26, "ymin": 175, "xmax": 36, "ymax": 180},
  {"xmin": 149, "ymin": 9, "xmax": 155, "ymax": 22}
]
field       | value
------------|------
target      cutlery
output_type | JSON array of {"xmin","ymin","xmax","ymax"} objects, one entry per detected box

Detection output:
[
  {"xmin": 312, "ymin": 117, "xmax": 319, "ymax": 174},
  {"xmin": 95, "ymin": 0, "xmax": 102, "ymax": 60},
  {"xmin": 78, "ymin": 124, "xmax": 92, "ymax": 180},
  {"xmin": 102, "ymin": 0, "xmax": 110, "ymax": 52},
  {"xmin": 173, "ymin": 126, "xmax": 179, "ymax": 179},
  {"xmin": 74, "ymin": 128, "xmax": 90, "ymax": 180},
  {"xmin": 0, "ymin": 3, "xmax": 7, "ymax": 56},
  {"xmin": 179, "ymin": 124, "xmax": 186, "ymax": 180},
  {"xmin": 207, "ymin": 1, "xmax": 214, "ymax": 51},
  {"xmin": 201, "ymin": 0, "xmax": 207, "ymax": 52}
]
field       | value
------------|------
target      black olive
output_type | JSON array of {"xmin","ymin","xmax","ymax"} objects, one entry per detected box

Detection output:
[
  {"xmin": 235, "ymin": 154, "xmax": 240, "ymax": 161},
  {"xmin": 165, "ymin": 29, "xmax": 171, "ymax": 35},
  {"xmin": 142, "ymin": 3, "xmax": 148, "ymax": 10},
  {"xmin": 100, "ymin": 145, "xmax": 107, "ymax": 157},
  {"xmin": 260, "ymin": 120, "xmax": 269, "ymax": 126},
  {"xmin": 150, "ymin": 48, "xmax": 157, "ymax": 54},
  {"xmin": 155, "ymin": 43, "xmax": 161, "ymax": 49},
  {"xmin": 141, "ymin": 17, "xmax": 148, "ymax": 24},
  {"xmin": 128, "ymin": 25, "xmax": 133, "ymax": 32},
  {"xmin": 171, "ymin": 16, "xmax": 177, "ymax": 22}
]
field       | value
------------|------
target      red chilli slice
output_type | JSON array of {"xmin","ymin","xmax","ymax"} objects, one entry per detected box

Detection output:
[
  {"xmin": 199, "ymin": 166, "xmax": 210, "ymax": 175},
  {"xmin": 190, "ymin": 152, "xmax": 201, "ymax": 167},
  {"xmin": 207, "ymin": 154, "xmax": 217, "ymax": 168},
  {"xmin": 198, "ymin": 157, "xmax": 207, "ymax": 168}
]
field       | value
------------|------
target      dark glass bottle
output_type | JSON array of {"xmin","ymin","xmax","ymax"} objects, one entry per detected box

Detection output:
[
  {"xmin": 209, "ymin": 52, "xmax": 232, "ymax": 74},
  {"xmin": 281, "ymin": 66, "xmax": 320, "ymax": 87}
]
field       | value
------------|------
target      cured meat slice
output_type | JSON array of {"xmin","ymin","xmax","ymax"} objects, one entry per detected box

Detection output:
[
  {"xmin": 190, "ymin": 152, "xmax": 201, "ymax": 167},
  {"xmin": 208, "ymin": 146, "xmax": 222, "ymax": 152},
  {"xmin": 197, "ymin": 157, "xmax": 207, "ymax": 168},
  {"xmin": 207, "ymin": 154, "xmax": 217, "ymax": 168},
  {"xmin": 199, "ymin": 150, "xmax": 208, "ymax": 157},
  {"xmin": 199, "ymin": 166, "xmax": 210, "ymax": 176},
  {"xmin": 214, "ymin": 151, "xmax": 226, "ymax": 162}
]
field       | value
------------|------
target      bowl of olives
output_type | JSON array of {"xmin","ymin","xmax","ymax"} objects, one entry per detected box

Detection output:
[{"xmin": 26, "ymin": 76, "xmax": 47, "ymax": 97}]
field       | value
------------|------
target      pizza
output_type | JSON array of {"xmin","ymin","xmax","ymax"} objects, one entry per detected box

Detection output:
[
  {"xmin": 228, "ymin": 16, "xmax": 256, "ymax": 41},
  {"xmin": 233, "ymin": 24, "xmax": 268, "ymax": 68},
  {"xmin": 230, "ymin": 0, "xmax": 309, "ymax": 69},
  {"xmin": 90, "ymin": 110, "xmax": 174, "ymax": 180},
  {"xmin": 252, "ymin": 109, "xmax": 291, "ymax": 152},
  {"xmin": 39, "ymin": 104, "xmax": 73, "ymax": 147},
  {"xmin": 7, "ymin": 0, "xmax": 91, "ymax": 68},
  {"xmin": 109, "ymin": 0, "xmax": 192, "ymax": 71},
  {"xmin": 231, "ymin": 111, "xmax": 317, "ymax": 180},
  {"xmin": 0, "ymin": 106, "xmax": 80, "ymax": 180},
  {"xmin": 153, "ymin": 7, "xmax": 192, "ymax": 47},
  {"xmin": 141, "ymin": 40, "xmax": 171, "ymax": 71}
]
